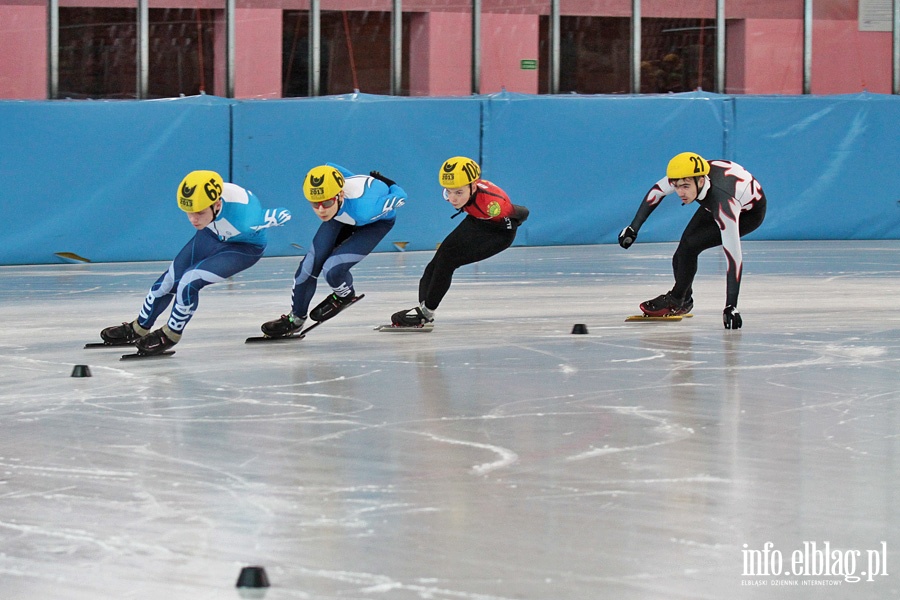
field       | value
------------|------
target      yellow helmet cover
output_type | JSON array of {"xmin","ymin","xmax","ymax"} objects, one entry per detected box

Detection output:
[
  {"xmin": 177, "ymin": 170, "xmax": 223, "ymax": 213},
  {"xmin": 304, "ymin": 165, "xmax": 345, "ymax": 202},
  {"xmin": 666, "ymin": 152, "xmax": 710, "ymax": 180},
  {"xmin": 439, "ymin": 156, "xmax": 480, "ymax": 188}
]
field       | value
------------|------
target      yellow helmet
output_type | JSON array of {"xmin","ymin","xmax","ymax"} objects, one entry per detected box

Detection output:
[
  {"xmin": 177, "ymin": 170, "xmax": 223, "ymax": 213},
  {"xmin": 439, "ymin": 156, "xmax": 480, "ymax": 188},
  {"xmin": 666, "ymin": 152, "xmax": 710, "ymax": 180},
  {"xmin": 304, "ymin": 165, "xmax": 345, "ymax": 202}
]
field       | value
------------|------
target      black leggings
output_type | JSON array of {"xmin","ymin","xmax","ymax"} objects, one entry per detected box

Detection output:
[
  {"xmin": 670, "ymin": 198, "xmax": 767, "ymax": 300},
  {"xmin": 419, "ymin": 215, "xmax": 517, "ymax": 310}
]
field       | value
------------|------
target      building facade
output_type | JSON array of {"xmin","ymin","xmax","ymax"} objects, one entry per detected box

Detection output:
[{"xmin": 0, "ymin": 0, "xmax": 896, "ymax": 100}]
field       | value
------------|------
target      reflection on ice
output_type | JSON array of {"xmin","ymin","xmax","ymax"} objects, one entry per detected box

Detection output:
[{"xmin": 0, "ymin": 241, "xmax": 898, "ymax": 599}]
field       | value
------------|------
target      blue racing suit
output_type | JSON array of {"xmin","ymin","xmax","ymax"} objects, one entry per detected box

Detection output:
[
  {"xmin": 291, "ymin": 164, "xmax": 407, "ymax": 317},
  {"xmin": 139, "ymin": 183, "xmax": 291, "ymax": 336}
]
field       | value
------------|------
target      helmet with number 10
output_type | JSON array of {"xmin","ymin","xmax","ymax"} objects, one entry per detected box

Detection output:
[
  {"xmin": 439, "ymin": 156, "xmax": 481, "ymax": 189},
  {"xmin": 666, "ymin": 152, "xmax": 710, "ymax": 180}
]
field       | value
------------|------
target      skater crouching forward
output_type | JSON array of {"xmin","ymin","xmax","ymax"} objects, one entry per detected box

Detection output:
[
  {"xmin": 618, "ymin": 152, "xmax": 766, "ymax": 329},
  {"xmin": 100, "ymin": 170, "xmax": 291, "ymax": 355},
  {"xmin": 390, "ymin": 156, "xmax": 529, "ymax": 328},
  {"xmin": 260, "ymin": 164, "xmax": 407, "ymax": 337}
]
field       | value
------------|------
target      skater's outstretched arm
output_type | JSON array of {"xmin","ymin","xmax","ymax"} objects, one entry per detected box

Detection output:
[{"xmin": 620, "ymin": 176, "xmax": 676, "ymax": 247}]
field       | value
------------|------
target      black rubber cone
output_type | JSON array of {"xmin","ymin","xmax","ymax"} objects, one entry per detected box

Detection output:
[
  {"xmin": 571, "ymin": 324, "xmax": 589, "ymax": 334},
  {"xmin": 236, "ymin": 566, "xmax": 270, "ymax": 588},
  {"xmin": 71, "ymin": 364, "xmax": 92, "ymax": 377}
]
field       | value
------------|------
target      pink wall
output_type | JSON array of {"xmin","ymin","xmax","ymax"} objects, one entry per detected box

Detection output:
[
  {"xmin": 409, "ymin": 12, "xmax": 471, "ymax": 96},
  {"xmin": 214, "ymin": 9, "xmax": 283, "ymax": 98},
  {"xmin": 234, "ymin": 8, "xmax": 283, "ymax": 98},
  {"xmin": 0, "ymin": 2, "xmax": 896, "ymax": 99},
  {"xmin": 0, "ymin": 5, "xmax": 47, "ymax": 99},
  {"xmin": 214, "ymin": 12, "xmax": 227, "ymax": 97},
  {"xmin": 724, "ymin": 19, "xmax": 745, "ymax": 94},
  {"xmin": 480, "ymin": 13, "xmax": 538, "ymax": 94},
  {"xmin": 725, "ymin": 16, "xmax": 892, "ymax": 95},
  {"xmin": 811, "ymin": 20, "xmax": 892, "ymax": 94},
  {"xmin": 737, "ymin": 18, "xmax": 804, "ymax": 94},
  {"xmin": 408, "ymin": 11, "xmax": 538, "ymax": 97},
  {"xmin": 537, "ymin": 0, "xmax": 802, "ymax": 19}
]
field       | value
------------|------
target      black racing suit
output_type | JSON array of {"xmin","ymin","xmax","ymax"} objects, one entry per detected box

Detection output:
[{"xmin": 627, "ymin": 160, "xmax": 767, "ymax": 308}]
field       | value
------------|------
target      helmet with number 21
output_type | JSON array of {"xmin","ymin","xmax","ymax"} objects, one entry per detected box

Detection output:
[{"xmin": 666, "ymin": 152, "xmax": 710, "ymax": 180}]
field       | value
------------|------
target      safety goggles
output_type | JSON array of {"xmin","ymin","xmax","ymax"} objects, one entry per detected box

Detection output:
[{"xmin": 311, "ymin": 197, "xmax": 338, "ymax": 209}]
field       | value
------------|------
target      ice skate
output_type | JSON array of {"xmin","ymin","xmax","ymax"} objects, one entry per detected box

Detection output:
[
  {"xmin": 639, "ymin": 293, "xmax": 692, "ymax": 317},
  {"xmin": 309, "ymin": 291, "xmax": 359, "ymax": 322},
  {"xmin": 98, "ymin": 320, "xmax": 146, "ymax": 346},
  {"xmin": 247, "ymin": 295, "xmax": 365, "ymax": 343},
  {"xmin": 260, "ymin": 313, "xmax": 306, "ymax": 338},
  {"xmin": 134, "ymin": 327, "xmax": 178, "ymax": 356},
  {"xmin": 388, "ymin": 306, "xmax": 435, "ymax": 328}
]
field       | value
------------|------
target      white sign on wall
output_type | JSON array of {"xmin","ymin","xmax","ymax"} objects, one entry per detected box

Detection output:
[{"xmin": 859, "ymin": 0, "xmax": 893, "ymax": 31}]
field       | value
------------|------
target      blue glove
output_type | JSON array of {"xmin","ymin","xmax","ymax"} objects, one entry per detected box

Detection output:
[
  {"xmin": 618, "ymin": 226, "xmax": 637, "ymax": 249},
  {"xmin": 723, "ymin": 306, "xmax": 742, "ymax": 329}
]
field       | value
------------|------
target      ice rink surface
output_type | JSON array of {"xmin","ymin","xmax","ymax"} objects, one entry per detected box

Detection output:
[{"xmin": 1, "ymin": 241, "xmax": 898, "ymax": 600}]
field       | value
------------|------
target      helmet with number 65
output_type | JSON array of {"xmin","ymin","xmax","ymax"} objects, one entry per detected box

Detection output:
[{"xmin": 177, "ymin": 170, "xmax": 224, "ymax": 213}]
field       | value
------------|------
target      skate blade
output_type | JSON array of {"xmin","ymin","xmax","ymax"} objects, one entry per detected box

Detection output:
[
  {"xmin": 375, "ymin": 323, "xmax": 434, "ymax": 332},
  {"xmin": 245, "ymin": 334, "xmax": 306, "ymax": 343},
  {"xmin": 625, "ymin": 313, "xmax": 693, "ymax": 322},
  {"xmin": 85, "ymin": 341, "xmax": 135, "ymax": 349},
  {"xmin": 120, "ymin": 350, "xmax": 176, "ymax": 360}
]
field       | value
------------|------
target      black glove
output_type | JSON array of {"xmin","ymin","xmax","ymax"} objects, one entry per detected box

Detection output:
[
  {"xmin": 723, "ymin": 306, "xmax": 742, "ymax": 329},
  {"xmin": 618, "ymin": 226, "xmax": 637, "ymax": 249},
  {"xmin": 512, "ymin": 204, "xmax": 529, "ymax": 224},
  {"xmin": 369, "ymin": 171, "xmax": 396, "ymax": 187}
]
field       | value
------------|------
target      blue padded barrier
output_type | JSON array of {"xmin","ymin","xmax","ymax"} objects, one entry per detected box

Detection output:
[
  {"xmin": 483, "ymin": 91, "xmax": 729, "ymax": 246},
  {"xmin": 0, "ymin": 95, "xmax": 233, "ymax": 264},
  {"xmin": 731, "ymin": 92, "xmax": 900, "ymax": 240},
  {"xmin": 1, "ymin": 91, "xmax": 899, "ymax": 265},
  {"xmin": 231, "ymin": 93, "xmax": 484, "ymax": 256}
]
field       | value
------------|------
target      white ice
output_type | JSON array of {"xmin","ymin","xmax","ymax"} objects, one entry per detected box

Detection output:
[{"xmin": 0, "ymin": 241, "xmax": 898, "ymax": 599}]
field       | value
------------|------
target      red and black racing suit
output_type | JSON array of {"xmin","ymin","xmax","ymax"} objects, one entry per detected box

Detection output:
[{"xmin": 419, "ymin": 179, "xmax": 529, "ymax": 311}]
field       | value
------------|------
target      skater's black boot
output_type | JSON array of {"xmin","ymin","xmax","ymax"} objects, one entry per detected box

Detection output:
[
  {"xmin": 390, "ymin": 306, "xmax": 434, "ymax": 327},
  {"xmin": 678, "ymin": 288, "xmax": 694, "ymax": 315},
  {"xmin": 260, "ymin": 313, "xmax": 306, "ymax": 338},
  {"xmin": 639, "ymin": 292, "xmax": 691, "ymax": 317},
  {"xmin": 136, "ymin": 327, "xmax": 178, "ymax": 356},
  {"xmin": 100, "ymin": 320, "xmax": 148, "ymax": 346},
  {"xmin": 310, "ymin": 292, "xmax": 357, "ymax": 322}
]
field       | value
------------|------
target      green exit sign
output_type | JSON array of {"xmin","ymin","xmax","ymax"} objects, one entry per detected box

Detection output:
[{"xmin": 520, "ymin": 59, "xmax": 538, "ymax": 70}]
